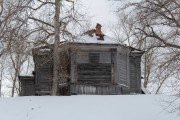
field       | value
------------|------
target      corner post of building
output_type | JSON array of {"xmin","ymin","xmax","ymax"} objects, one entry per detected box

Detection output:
[{"xmin": 111, "ymin": 48, "xmax": 117, "ymax": 84}]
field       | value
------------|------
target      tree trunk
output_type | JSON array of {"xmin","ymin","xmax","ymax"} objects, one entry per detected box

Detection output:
[
  {"xmin": 51, "ymin": 0, "xmax": 61, "ymax": 95},
  {"xmin": 11, "ymin": 69, "xmax": 19, "ymax": 97},
  {"xmin": 11, "ymin": 52, "xmax": 20, "ymax": 97}
]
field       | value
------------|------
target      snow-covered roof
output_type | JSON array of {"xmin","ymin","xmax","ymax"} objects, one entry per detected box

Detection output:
[
  {"xmin": 38, "ymin": 48, "xmax": 51, "ymax": 52},
  {"xmin": 0, "ymin": 95, "xmax": 178, "ymax": 120},
  {"xmin": 19, "ymin": 73, "xmax": 34, "ymax": 77},
  {"xmin": 76, "ymin": 33, "xmax": 120, "ymax": 44},
  {"xmin": 75, "ymin": 23, "xmax": 119, "ymax": 44}
]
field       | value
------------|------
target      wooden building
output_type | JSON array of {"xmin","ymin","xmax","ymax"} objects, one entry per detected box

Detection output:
[{"xmin": 19, "ymin": 23, "xmax": 144, "ymax": 96}]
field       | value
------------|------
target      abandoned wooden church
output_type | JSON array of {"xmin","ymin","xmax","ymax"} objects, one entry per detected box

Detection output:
[{"xmin": 19, "ymin": 23, "xmax": 144, "ymax": 96}]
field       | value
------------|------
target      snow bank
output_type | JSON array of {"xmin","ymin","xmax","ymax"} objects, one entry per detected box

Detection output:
[
  {"xmin": 141, "ymin": 85, "xmax": 151, "ymax": 94},
  {"xmin": 0, "ymin": 95, "xmax": 179, "ymax": 120}
]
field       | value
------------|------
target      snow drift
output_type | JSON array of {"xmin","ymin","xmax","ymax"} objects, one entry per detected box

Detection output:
[{"xmin": 0, "ymin": 95, "xmax": 179, "ymax": 120}]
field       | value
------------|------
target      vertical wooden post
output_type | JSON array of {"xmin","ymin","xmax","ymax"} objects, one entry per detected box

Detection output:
[
  {"xmin": 51, "ymin": 0, "xmax": 61, "ymax": 95},
  {"xmin": 74, "ymin": 53, "xmax": 77, "ymax": 82},
  {"xmin": 111, "ymin": 48, "xmax": 116, "ymax": 84},
  {"xmin": 74, "ymin": 64, "xmax": 77, "ymax": 82},
  {"xmin": 111, "ymin": 64, "xmax": 115, "ymax": 84}
]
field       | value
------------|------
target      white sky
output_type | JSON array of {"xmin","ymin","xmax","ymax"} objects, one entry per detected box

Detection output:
[
  {"xmin": 49, "ymin": 0, "xmax": 117, "ymax": 35},
  {"xmin": 81, "ymin": 0, "xmax": 116, "ymax": 23},
  {"xmin": 80, "ymin": 0, "xmax": 117, "ymax": 34}
]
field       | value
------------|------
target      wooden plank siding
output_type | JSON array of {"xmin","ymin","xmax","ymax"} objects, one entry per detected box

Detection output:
[
  {"xmin": 77, "ymin": 63, "xmax": 111, "ymax": 83},
  {"xmin": 35, "ymin": 62, "xmax": 53, "ymax": 95},
  {"xmin": 71, "ymin": 84, "xmax": 129, "ymax": 95},
  {"xmin": 135, "ymin": 57, "xmax": 142, "ymax": 93},
  {"xmin": 70, "ymin": 45, "xmax": 132, "ymax": 95},
  {"xmin": 129, "ymin": 57, "xmax": 141, "ymax": 93},
  {"xmin": 19, "ymin": 77, "xmax": 35, "ymax": 96},
  {"xmin": 129, "ymin": 57, "xmax": 137, "ymax": 93},
  {"xmin": 117, "ymin": 53, "xmax": 128, "ymax": 85},
  {"xmin": 19, "ymin": 43, "xmax": 143, "ymax": 96},
  {"xmin": 71, "ymin": 52, "xmax": 77, "ymax": 83}
]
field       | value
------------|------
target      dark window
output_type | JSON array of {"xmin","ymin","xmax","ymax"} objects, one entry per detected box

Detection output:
[{"xmin": 89, "ymin": 53, "xmax": 100, "ymax": 63}]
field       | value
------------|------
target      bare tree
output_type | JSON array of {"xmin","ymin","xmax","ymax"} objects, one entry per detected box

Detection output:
[
  {"xmin": 0, "ymin": 0, "xmax": 33, "ymax": 96},
  {"xmin": 9, "ymin": 33, "xmax": 31, "ymax": 97},
  {"xmin": 113, "ymin": 0, "xmax": 180, "ymax": 92},
  {"xmin": 0, "ymin": 0, "xmax": 85, "ymax": 96},
  {"xmin": 21, "ymin": 0, "xmax": 85, "ymax": 95},
  {"xmin": 110, "ymin": 13, "xmax": 158, "ymax": 90},
  {"xmin": 52, "ymin": 0, "xmax": 61, "ymax": 95},
  {"xmin": 110, "ymin": 1, "xmax": 180, "ymax": 116}
]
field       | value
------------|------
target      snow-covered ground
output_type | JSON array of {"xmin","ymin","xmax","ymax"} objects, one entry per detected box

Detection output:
[{"xmin": 0, "ymin": 95, "xmax": 179, "ymax": 120}]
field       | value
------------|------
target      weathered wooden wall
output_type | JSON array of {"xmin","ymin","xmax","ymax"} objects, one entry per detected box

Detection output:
[
  {"xmin": 70, "ymin": 44, "xmax": 134, "ymax": 95},
  {"xmin": 35, "ymin": 62, "xmax": 52, "ymax": 95},
  {"xmin": 20, "ymin": 77, "xmax": 35, "ymax": 96},
  {"xmin": 117, "ymin": 53, "xmax": 128, "ymax": 85},
  {"xmin": 71, "ymin": 83, "xmax": 129, "ymax": 95},
  {"xmin": 20, "ymin": 43, "xmax": 143, "ymax": 96},
  {"xmin": 34, "ymin": 50, "xmax": 53, "ymax": 95},
  {"xmin": 72, "ymin": 49, "xmax": 113, "ymax": 83},
  {"xmin": 129, "ymin": 56, "xmax": 141, "ymax": 93},
  {"xmin": 77, "ymin": 63, "xmax": 111, "ymax": 82}
]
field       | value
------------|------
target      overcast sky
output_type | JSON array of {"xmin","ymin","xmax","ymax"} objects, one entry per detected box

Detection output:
[
  {"xmin": 80, "ymin": 0, "xmax": 117, "ymax": 34},
  {"xmin": 81, "ymin": 0, "xmax": 115, "ymax": 23}
]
